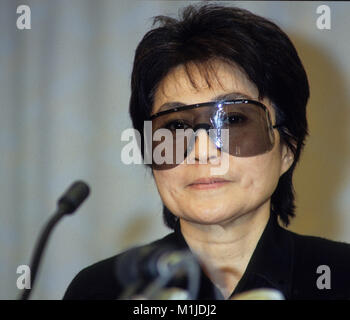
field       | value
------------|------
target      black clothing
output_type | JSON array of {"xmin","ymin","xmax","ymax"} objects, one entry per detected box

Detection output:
[{"xmin": 63, "ymin": 214, "xmax": 350, "ymax": 300}]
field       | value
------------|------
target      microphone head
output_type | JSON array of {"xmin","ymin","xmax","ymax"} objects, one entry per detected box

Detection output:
[
  {"xmin": 57, "ymin": 181, "xmax": 90, "ymax": 214},
  {"xmin": 115, "ymin": 244, "xmax": 187, "ymax": 288}
]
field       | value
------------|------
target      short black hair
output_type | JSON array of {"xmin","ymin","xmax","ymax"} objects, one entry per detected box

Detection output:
[{"xmin": 129, "ymin": 4, "xmax": 309, "ymax": 228}]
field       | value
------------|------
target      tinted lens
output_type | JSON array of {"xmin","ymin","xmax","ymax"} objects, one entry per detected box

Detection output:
[
  {"xmin": 150, "ymin": 101, "xmax": 275, "ymax": 170},
  {"xmin": 221, "ymin": 102, "xmax": 275, "ymax": 157}
]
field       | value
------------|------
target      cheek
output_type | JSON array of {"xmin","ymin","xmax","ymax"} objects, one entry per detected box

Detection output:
[
  {"xmin": 153, "ymin": 168, "xmax": 185, "ymax": 197},
  {"xmin": 239, "ymin": 162, "xmax": 259, "ymax": 191},
  {"xmin": 237, "ymin": 152, "xmax": 282, "ymax": 192}
]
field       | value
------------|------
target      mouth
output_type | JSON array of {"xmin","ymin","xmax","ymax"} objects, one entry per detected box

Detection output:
[{"xmin": 188, "ymin": 177, "xmax": 231, "ymax": 190}]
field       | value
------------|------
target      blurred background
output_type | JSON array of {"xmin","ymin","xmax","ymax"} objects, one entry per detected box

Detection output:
[{"xmin": 1, "ymin": 0, "xmax": 349, "ymax": 299}]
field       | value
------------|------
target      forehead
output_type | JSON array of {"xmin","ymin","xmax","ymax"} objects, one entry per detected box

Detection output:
[
  {"xmin": 154, "ymin": 61, "xmax": 258, "ymax": 107},
  {"xmin": 152, "ymin": 60, "xmax": 275, "ymax": 119}
]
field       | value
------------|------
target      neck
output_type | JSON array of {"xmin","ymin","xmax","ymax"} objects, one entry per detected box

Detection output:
[{"xmin": 179, "ymin": 202, "xmax": 271, "ymax": 298}]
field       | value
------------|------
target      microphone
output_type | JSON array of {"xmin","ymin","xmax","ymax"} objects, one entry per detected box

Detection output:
[
  {"xmin": 132, "ymin": 287, "xmax": 190, "ymax": 300},
  {"xmin": 115, "ymin": 244, "xmax": 200, "ymax": 299},
  {"xmin": 57, "ymin": 181, "xmax": 90, "ymax": 214},
  {"xmin": 231, "ymin": 288, "xmax": 285, "ymax": 300},
  {"xmin": 19, "ymin": 181, "xmax": 90, "ymax": 300}
]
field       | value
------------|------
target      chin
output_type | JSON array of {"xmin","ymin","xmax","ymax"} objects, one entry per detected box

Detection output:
[{"xmin": 184, "ymin": 209, "xmax": 234, "ymax": 225}]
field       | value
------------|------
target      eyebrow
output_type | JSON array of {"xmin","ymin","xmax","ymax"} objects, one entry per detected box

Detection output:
[{"xmin": 156, "ymin": 92, "xmax": 254, "ymax": 113}]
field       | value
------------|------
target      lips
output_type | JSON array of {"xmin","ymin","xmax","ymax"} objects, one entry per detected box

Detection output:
[{"xmin": 188, "ymin": 177, "xmax": 230, "ymax": 190}]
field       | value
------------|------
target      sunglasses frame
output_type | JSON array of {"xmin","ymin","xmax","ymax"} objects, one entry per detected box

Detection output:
[{"xmin": 149, "ymin": 99, "xmax": 282, "ymax": 130}]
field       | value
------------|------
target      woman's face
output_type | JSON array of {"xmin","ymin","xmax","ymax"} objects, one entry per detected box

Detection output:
[{"xmin": 151, "ymin": 61, "xmax": 293, "ymax": 226}]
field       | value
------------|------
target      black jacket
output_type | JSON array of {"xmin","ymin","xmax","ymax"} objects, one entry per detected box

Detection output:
[{"xmin": 63, "ymin": 214, "xmax": 350, "ymax": 300}]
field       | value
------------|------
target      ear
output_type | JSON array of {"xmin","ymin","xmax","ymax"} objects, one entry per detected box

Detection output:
[{"xmin": 280, "ymin": 143, "xmax": 294, "ymax": 177}]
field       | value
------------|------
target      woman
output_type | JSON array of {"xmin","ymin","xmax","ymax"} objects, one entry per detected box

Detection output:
[{"xmin": 64, "ymin": 4, "xmax": 350, "ymax": 300}]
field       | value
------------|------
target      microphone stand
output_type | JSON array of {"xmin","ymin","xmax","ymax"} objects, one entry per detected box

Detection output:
[
  {"xmin": 19, "ymin": 181, "xmax": 90, "ymax": 300},
  {"xmin": 20, "ymin": 208, "xmax": 67, "ymax": 300}
]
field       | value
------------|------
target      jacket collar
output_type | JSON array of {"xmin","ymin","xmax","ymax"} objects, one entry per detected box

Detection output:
[
  {"xmin": 172, "ymin": 213, "xmax": 294, "ymax": 299},
  {"xmin": 231, "ymin": 213, "xmax": 294, "ymax": 299}
]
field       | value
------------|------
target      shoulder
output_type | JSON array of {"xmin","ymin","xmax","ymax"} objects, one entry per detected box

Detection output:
[
  {"xmin": 62, "ymin": 255, "xmax": 120, "ymax": 300},
  {"xmin": 62, "ymin": 232, "xmax": 176, "ymax": 300},
  {"xmin": 289, "ymin": 229, "xmax": 350, "ymax": 265},
  {"xmin": 284, "ymin": 228, "xmax": 350, "ymax": 299}
]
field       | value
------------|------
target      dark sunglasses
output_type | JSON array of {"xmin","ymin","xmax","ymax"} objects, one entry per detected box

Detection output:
[{"xmin": 146, "ymin": 99, "xmax": 282, "ymax": 170}]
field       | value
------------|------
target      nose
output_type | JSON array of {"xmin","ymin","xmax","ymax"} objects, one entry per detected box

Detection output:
[{"xmin": 187, "ymin": 129, "xmax": 221, "ymax": 164}]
